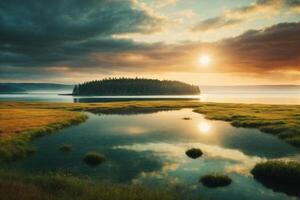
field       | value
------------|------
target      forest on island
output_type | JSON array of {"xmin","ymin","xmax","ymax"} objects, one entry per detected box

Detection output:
[{"xmin": 73, "ymin": 78, "xmax": 200, "ymax": 95}]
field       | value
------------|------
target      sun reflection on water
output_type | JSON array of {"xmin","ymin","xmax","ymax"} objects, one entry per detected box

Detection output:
[{"xmin": 198, "ymin": 122, "xmax": 211, "ymax": 134}]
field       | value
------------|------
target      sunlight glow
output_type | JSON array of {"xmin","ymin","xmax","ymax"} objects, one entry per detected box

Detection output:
[
  {"xmin": 198, "ymin": 54, "xmax": 211, "ymax": 67},
  {"xmin": 198, "ymin": 122, "xmax": 211, "ymax": 134}
]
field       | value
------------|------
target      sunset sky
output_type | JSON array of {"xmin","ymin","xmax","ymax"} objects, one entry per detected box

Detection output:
[{"xmin": 0, "ymin": 0, "xmax": 300, "ymax": 85}]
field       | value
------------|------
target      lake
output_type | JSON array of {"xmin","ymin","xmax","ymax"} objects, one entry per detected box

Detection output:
[
  {"xmin": 0, "ymin": 92, "xmax": 299, "ymax": 104},
  {"xmin": 4, "ymin": 109, "xmax": 300, "ymax": 200}
]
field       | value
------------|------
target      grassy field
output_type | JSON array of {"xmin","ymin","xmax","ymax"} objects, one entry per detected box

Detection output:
[
  {"xmin": 0, "ymin": 171, "xmax": 178, "ymax": 200},
  {"xmin": 193, "ymin": 103, "xmax": 300, "ymax": 146},
  {"xmin": 0, "ymin": 101, "xmax": 299, "ymax": 162},
  {"xmin": 0, "ymin": 108, "xmax": 87, "ymax": 161}
]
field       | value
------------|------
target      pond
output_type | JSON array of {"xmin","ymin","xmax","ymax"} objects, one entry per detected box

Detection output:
[{"xmin": 6, "ymin": 109, "xmax": 300, "ymax": 200}]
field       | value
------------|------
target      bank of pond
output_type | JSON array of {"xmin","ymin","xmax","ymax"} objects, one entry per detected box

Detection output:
[{"xmin": 0, "ymin": 102, "xmax": 300, "ymax": 200}]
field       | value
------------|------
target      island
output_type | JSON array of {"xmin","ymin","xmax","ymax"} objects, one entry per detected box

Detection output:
[{"xmin": 72, "ymin": 78, "xmax": 200, "ymax": 96}]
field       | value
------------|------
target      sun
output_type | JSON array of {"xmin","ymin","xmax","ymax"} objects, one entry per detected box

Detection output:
[{"xmin": 198, "ymin": 54, "xmax": 211, "ymax": 67}]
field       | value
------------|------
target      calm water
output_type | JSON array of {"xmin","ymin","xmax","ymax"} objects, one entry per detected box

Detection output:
[
  {"xmin": 6, "ymin": 109, "xmax": 300, "ymax": 200},
  {"xmin": 0, "ymin": 92, "xmax": 299, "ymax": 104}
]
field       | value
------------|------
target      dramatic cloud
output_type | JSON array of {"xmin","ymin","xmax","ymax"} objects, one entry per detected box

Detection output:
[
  {"xmin": 191, "ymin": 0, "xmax": 299, "ymax": 32},
  {"xmin": 79, "ymin": 21, "xmax": 300, "ymax": 76},
  {"xmin": 0, "ymin": 0, "xmax": 163, "ymax": 68},
  {"xmin": 0, "ymin": 0, "xmax": 299, "ymax": 83},
  {"xmin": 216, "ymin": 22, "xmax": 300, "ymax": 72}
]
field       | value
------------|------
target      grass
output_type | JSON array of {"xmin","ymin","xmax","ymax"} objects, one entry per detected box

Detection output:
[
  {"xmin": 182, "ymin": 117, "xmax": 191, "ymax": 120},
  {"xmin": 0, "ymin": 101, "xmax": 199, "ymax": 162},
  {"xmin": 251, "ymin": 160, "xmax": 300, "ymax": 196},
  {"xmin": 200, "ymin": 173, "xmax": 232, "ymax": 188},
  {"xmin": 0, "ymin": 101, "xmax": 299, "ymax": 162},
  {"xmin": 0, "ymin": 101, "xmax": 201, "ymax": 114},
  {"xmin": 0, "ymin": 108, "xmax": 87, "ymax": 162},
  {"xmin": 59, "ymin": 144, "xmax": 72, "ymax": 152},
  {"xmin": 193, "ymin": 103, "xmax": 300, "ymax": 147},
  {"xmin": 84, "ymin": 152, "xmax": 106, "ymax": 166},
  {"xmin": 185, "ymin": 148, "xmax": 203, "ymax": 159},
  {"xmin": 0, "ymin": 170, "xmax": 179, "ymax": 200}
]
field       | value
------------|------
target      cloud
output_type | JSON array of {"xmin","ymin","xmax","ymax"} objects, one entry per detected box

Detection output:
[
  {"xmin": 98, "ymin": 22, "xmax": 300, "ymax": 74},
  {"xmin": 69, "ymin": 21, "xmax": 300, "ymax": 77},
  {"xmin": 0, "ymin": 1, "xmax": 299, "ymax": 83},
  {"xmin": 0, "ymin": 0, "xmax": 164, "ymax": 68},
  {"xmin": 191, "ymin": 0, "xmax": 298, "ymax": 32},
  {"xmin": 217, "ymin": 22, "xmax": 300, "ymax": 72},
  {"xmin": 191, "ymin": 17, "xmax": 242, "ymax": 32},
  {"xmin": 1, "ymin": 21, "xmax": 300, "ymax": 81}
]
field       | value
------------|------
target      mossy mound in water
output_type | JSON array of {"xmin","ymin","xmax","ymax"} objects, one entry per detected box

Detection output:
[
  {"xmin": 185, "ymin": 148, "xmax": 203, "ymax": 159},
  {"xmin": 183, "ymin": 117, "xmax": 191, "ymax": 120},
  {"xmin": 59, "ymin": 144, "xmax": 72, "ymax": 152},
  {"xmin": 84, "ymin": 152, "xmax": 105, "ymax": 166},
  {"xmin": 200, "ymin": 174, "xmax": 232, "ymax": 187},
  {"xmin": 251, "ymin": 160, "xmax": 300, "ymax": 196}
]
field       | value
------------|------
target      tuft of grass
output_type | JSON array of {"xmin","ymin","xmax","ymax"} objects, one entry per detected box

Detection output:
[
  {"xmin": 182, "ymin": 117, "xmax": 191, "ymax": 120},
  {"xmin": 59, "ymin": 144, "xmax": 72, "ymax": 152},
  {"xmin": 251, "ymin": 160, "xmax": 300, "ymax": 196},
  {"xmin": 185, "ymin": 148, "xmax": 203, "ymax": 159},
  {"xmin": 0, "ymin": 170, "xmax": 179, "ymax": 200},
  {"xmin": 200, "ymin": 173, "xmax": 232, "ymax": 188},
  {"xmin": 84, "ymin": 152, "xmax": 106, "ymax": 166}
]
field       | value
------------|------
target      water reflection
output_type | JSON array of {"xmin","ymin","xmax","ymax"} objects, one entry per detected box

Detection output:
[
  {"xmin": 198, "ymin": 122, "xmax": 211, "ymax": 134},
  {"xmin": 114, "ymin": 142, "xmax": 263, "ymax": 175},
  {"xmin": 0, "ymin": 92, "xmax": 299, "ymax": 104},
  {"xmin": 7, "ymin": 109, "xmax": 300, "ymax": 200}
]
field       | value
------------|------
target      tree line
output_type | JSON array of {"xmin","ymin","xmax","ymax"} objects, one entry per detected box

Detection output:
[{"xmin": 73, "ymin": 78, "xmax": 200, "ymax": 95}]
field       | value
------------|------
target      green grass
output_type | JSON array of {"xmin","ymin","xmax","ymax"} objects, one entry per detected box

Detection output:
[
  {"xmin": 185, "ymin": 148, "xmax": 203, "ymax": 159},
  {"xmin": 59, "ymin": 144, "xmax": 72, "ymax": 152},
  {"xmin": 84, "ymin": 152, "xmax": 106, "ymax": 166},
  {"xmin": 200, "ymin": 173, "xmax": 232, "ymax": 187},
  {"xmin": 251, "ymin": 160, "xmax": 300, "ymax": 196},
  {"xmin": 0, "ymin": 171, "xmax": 178, "ymax": 200}
]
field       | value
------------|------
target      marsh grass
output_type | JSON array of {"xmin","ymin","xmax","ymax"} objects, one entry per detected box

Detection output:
[
  {"xmin": 0, "ymin": 170, "xmax": 179, "ymax": 200},
  {"xmin": 182, "ymin": 117, "xmax": 191, "ymax": 120},
  {"xmin": 0, "ymin": 101, "xmax": 299, "ymax": 162},
  {"xmin": 185, "ymin": 148, "xmax": 203, "ymax": 159},
  {"xmin": 251, "ymin": 160, "xmax": 300, "ymax": 196},
  {"xmin": 200, "ymin": 173, "xmax": 232, "ymax": 187},
  {"xmin": 0, "ymin": 101, "xmax": 200, "ymax": 162},
  {"xmin": 194, "ymin": 103, "xmax": 300, "ymax": 147},
  {"xmin": 59, "ymin": 144, "xmax": 72, "ymax": 152},
  {"xmin": 84, "ymin": 152, "xmax": 105, "ymax": 166},
  {"xmin": 0, "ymin": 109, "xmax": 87, "ymax": 162}
]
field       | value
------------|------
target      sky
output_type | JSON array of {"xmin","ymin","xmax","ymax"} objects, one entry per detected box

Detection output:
[{"xmin": 0, "ymin": 0, "xmax": 300, "ymax": 85}]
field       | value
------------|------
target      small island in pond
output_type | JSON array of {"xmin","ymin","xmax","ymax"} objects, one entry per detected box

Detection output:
[{"xmin": 72, "ymin": 78, "xmax": 200, "ymax": 96}]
